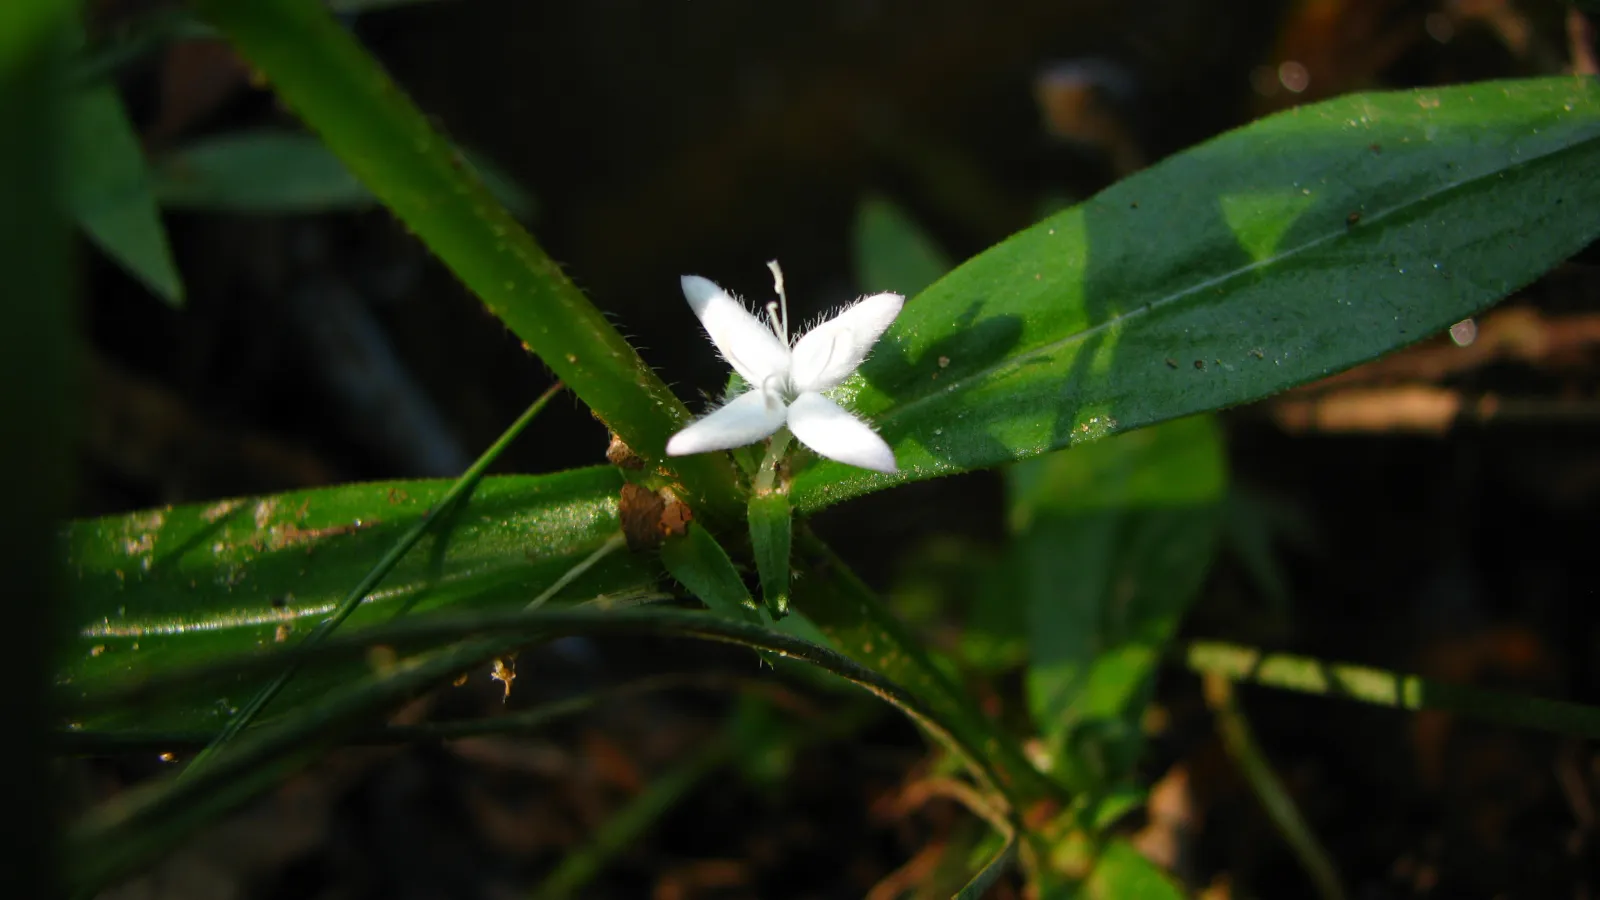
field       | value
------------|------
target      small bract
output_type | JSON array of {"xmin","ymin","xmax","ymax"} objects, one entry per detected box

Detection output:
[{"xmin": 665, "ymin": 263, "xmax": 903, "ymax": 473}]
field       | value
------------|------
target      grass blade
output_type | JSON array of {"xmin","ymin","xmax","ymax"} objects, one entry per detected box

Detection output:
[
  {"xmin": 1206, "ymin": 674, "xmax": 1345, "ymax": 900},
  {"xmin": 1184, "ymin": 640, "xmax": 1600, "ymax": 739}
]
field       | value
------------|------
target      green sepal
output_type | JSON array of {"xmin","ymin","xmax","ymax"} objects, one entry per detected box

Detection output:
[
  {"xmin": 747, "ymin": 492, "xmax": 793, "ymax": 618},
  {"xmin": 659, "ymin": 523, "xmax": 762, "ymax": 624}
]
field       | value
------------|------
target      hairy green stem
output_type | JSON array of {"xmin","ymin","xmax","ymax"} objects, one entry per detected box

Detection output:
[{"xmin": 188, "ymin": 0, "xmax": 742, "ymax": 521}]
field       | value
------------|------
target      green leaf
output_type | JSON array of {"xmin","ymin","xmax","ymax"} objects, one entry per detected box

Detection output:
[
  {"xmin": 953, "ymin": 829, "xmax": 1018, "ymax": 900},
  {"xmin": 1013, "ymin": 416, "xmax": 1225, "ymax": 791},
  {"xmin": 61, "ymin": 468, "xmax": 655, "ymax": 733},
  {"xmin": 853, "ymin": 195, "xmax": 953, "ymax": 298},
  {"xmin": 65, "ymin": 83, "xmax": 183, "ymax": 306},
  {"xmin": 793, "ymin": 77, "xmax": 1600, "ymax": 511},
  {"xmin": 190, "ymin": 0, "xmax": 742, "ymax": 521},
  {"xmin": 152, "ymin": 130, "xmax": 537, "ymax": 219},
  {"xmin": 152, "ymin": 130, "xmax": 372, "ymax": 213},
  {"xmin": 1084, "ymin": 839, "xmax": 1185, "ymax": 900},
  {"xmin": 659, "ymin": 524, "xmax": 762, "ymax": 624},
  {"xmin": 747, "ymin": 492, "xmax": 792, "ymax": 617}
]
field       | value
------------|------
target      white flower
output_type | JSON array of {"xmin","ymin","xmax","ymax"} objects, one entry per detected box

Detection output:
[{"xmin": 665, "ymin": 264, "xmax": 903, "ymax": 474}]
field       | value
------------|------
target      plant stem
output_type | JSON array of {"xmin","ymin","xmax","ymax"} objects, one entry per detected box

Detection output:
[
  {"xmin": 188, "ymin": 0, "xmax": 743, "ymax": 522},
  {"xmin": 1205, "ymin": 674, "xmax": 1345, "ymax": 900}
]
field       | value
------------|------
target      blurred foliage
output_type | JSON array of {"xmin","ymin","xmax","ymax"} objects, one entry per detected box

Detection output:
[{"xmin": 65, "ymin": 82, "xmax": 182, "ymax": 306}]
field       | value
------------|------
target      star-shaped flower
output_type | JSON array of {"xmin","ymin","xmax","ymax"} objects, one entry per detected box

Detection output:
[{"xmin": 665, "ymin": 266, "xmax": 903, "ymax": 473}]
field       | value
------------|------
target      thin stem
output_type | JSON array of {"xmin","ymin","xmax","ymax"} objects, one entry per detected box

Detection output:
[
  {"xmin": 1205, "ymin": 674, "xmax": 1346, "ymax": 900},
  {"xmin": 181, "ymin": 383, "xmax": 565, "ymax": 778},
  {"xmin": 529, "ymin": 696, "xmax": 876, "ymax": 900},
  {"xmin": 531, "ymin": 736, "xmax": 733, "ymax": 900},
  {"xmin": 525, "ymin": 533, "xmax": 626, "ymax": 612},
  {"xmin": 190, "ymin": 0, "xmax": 743, "ymax": 523},
  {"xmin": 57, "ymin": 672, "xmax": 797, "ymax": 753}
]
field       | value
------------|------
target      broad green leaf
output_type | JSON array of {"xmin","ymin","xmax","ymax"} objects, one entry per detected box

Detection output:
[
  {"xmin": 1014, "ymin": 416, "xmax": 1225, "ymax": 791},
  {"xmin": 659, "ymin": 524, "xmax": 762, "ymax": 624},
  {"xmin": 853, "ymin": 195, "xmax": 953, "ymax": 298},
  {"xmin": 152, "ymin": 130, "xmax": 537, "ymax": 219},
  {"xmin": 191, "ymin": 0, "xmax": 741, "ymax": 521},
  {"xmin": 793, "ymin": 77, "xmax": 1600, "ymax": 511},
  {"xmin": 61, "ymin": 468, "xmax": 655, "ymax": 732},
  {"xmin": 65, "ymin": 83, "xmax": 183, "ymax": 306},
  {"xmin": 747, "ymin": 492, "xmax": 792, "ymax": 616}
]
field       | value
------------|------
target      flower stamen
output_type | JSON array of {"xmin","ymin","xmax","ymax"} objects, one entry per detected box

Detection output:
[{"xmin": 766, "ymin": 259, "xmax": 790, "ymax": 344}]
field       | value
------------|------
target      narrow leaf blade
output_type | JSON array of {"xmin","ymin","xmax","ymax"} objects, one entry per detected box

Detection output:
[{"xmin": 659, "ymin": 524, "xmax": 762, "ymax": 624}]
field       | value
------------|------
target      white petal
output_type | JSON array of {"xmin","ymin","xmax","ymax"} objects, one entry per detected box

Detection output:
[
  {"xmin": 786, "ymin": 392, "xmax": 897, "ymax": 473},
  {"xmin": 789, "ymin": 292, "xmax": 904, "ymax": 393},
  {"xmin": 680, "ymin": 275, "xmax": 791, "ymax": 386},
  {"xmin": 666, "ymin": 389, "xmax": 788, "ymax": 456}
]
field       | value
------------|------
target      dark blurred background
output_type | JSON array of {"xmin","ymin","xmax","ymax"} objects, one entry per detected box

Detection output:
[{"xmin": 79, "ymin": 1, "xmax": 1600, "ymax": 897}]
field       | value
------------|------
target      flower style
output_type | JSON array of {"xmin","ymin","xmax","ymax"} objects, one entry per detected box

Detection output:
[{"xmin": 665, "ymin": 264, "xmax": 904, "ymax": 473}]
